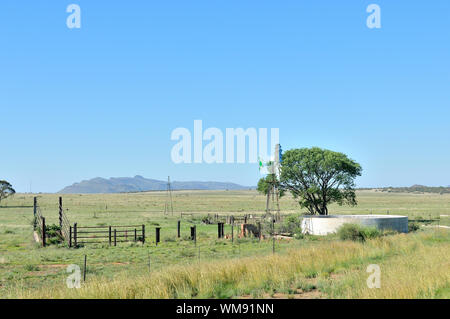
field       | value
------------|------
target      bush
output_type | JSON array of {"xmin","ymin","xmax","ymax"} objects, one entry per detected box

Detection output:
[
  {"xmin": 338, "ymin": 224, "xmax": 365, "ymax": 242},
  {"xmin": 278, "ymin": 214, "xmax": 302, "ymax": 236},
  {"xmin": 337, "ymin": 224, "xmax": 381, "ymax": 242},
  {"xmin": 408, "ymin": 222, "xmax": 421, "ymax": 232},
  {"xmin": 294, "ymin": 233, "xmax": 304, "ymax": 240},
  {"xmin": 360, "ymin": 226, "xmax": 382, "ymax": 240},
  {"xmin": 44, "ymin": 224, "xmax": 63, "ymax": 244},
  {"xmin": 24, "ymin": 264, "xmax": 39, "ymax": 271}
]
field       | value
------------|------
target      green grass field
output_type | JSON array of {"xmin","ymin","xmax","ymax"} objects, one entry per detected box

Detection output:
[{"xmin": 0, "ymin": 190, "xmax": 449, "ymax": 298}]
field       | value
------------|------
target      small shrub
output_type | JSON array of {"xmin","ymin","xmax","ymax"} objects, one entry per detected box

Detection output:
[
  {"xmin": 294, "ymin": 233, "xmax": 304, "ymax": 240},
  {"xmin": 48, "ymin": 237, "xmax": 61, "ymax": 245},
  {"xmin": 4, "ymin": 230, "xmax": 14, "ymax": 234},
  {"xmin": 337, "ymin": 224, "xmax": 381, "ymax": 242},
  {"xmin": 408, "ymin": 222, "xmax": 421, "ymax": 232},
  {"xmin": 42, "ymin": 224, "xmax": 64, "ymax": 245},
  {"xmin": 24, "ymin": 264, "xmax": 39, "ymax": 271},
  {"xmin": 278, "ymin": 214, "xmax": 302, "ymax": 236},
  {"xmin": 201, "ymin": 216, "xmax": 211, "ymax": 224},
  {"xmin": 360, "ymin": 227, "xmax": 382, "ymax": 240},
  {"xmin": 338, "ymin": 224, "xmax": 364, "ymax": 242},
  {"xmin": 304, "ymin": 270, "xmax": 318, "ymax": 278}
]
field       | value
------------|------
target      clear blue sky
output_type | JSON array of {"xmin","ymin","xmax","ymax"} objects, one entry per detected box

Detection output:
[{"xmin": 1, "ymin": 1, "xmax": 449, "ymax": 193}]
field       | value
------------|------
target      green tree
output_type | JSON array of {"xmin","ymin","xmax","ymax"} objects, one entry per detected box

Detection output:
[
  {"xmin": 257, "ymin": 174, "xmax": 284, "ymax": 197},
  {"xmin": 0, "ymin": 180, "xmax": 16, "ymax": 205},
  {"xmin": 280, "ymin": 147, "xmax": 362, "ymax": 215}
]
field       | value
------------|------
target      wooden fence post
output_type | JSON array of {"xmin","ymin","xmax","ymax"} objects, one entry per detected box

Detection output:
[
  {"xmin": 42, "ymin": 217, "xmax": 46, "ymax": 247},
  {"xmin": 74, "ymin": 223, "xmax": 77, "ymax": 247},
  {"xmin": 134, "ymin": 228, "xmax": 137, "ymax": 242},
  {"xmin": 218, "ymin": 223, "xmax": 221, "ymax": 239},
  {"xmin": 114, "ymin": 229, "xmax": 117, "ymax": 246},
  {"xmin": 109, "ymin": 226, "xmax": 112, "ymax": 246},
  {"xmin": 155, "ymin": 227, "xmax": 161, "ymax": 246},
  {"xmin": 177, "ymin": 220, "xmax": 181, "ymax": 238},
  {"xmin": 194, "ymin": 225, "xmax": 197, "ymax": 246},
  {"xmin": 142, "ymin": 225, "xmax": 145, "ymax": 244}
]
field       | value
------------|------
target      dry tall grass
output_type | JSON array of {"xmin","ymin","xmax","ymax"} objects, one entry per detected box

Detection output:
[{"xmin": 13, "ymin": 230, "xmax": 449, "ymax": 299}]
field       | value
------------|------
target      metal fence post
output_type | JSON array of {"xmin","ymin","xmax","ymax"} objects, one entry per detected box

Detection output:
[
  {"xmin": 232, "ymin": 223, "xmax": 234, "ymax": 243},
  {"xmin": 74, "ymin": 223, "xmax": 77, "ymax": 247},
  {"xmin": 33, "ymin": 197, "xmax": 37, "ymax": 230},
  {"xmin": 69, "ymin": 226, "xmax": 72, "ymax": 248},
  {"xmin": 258, "ymin": 222, "xmax": 261, "ymax": 241},
  {"xmin": 272, "ymin": 218, "xmax": 275, "ymax": 254},
  {"xmin": 194, "ymin": 225, "xmax": 197, "ymax": 246},
  {"xmin": 59, "ymin": 197, "xmax": 63, "ymax": 229},
  {"xmin": 142, "ymin": 225, "xmax": 145, "ymax": 244},
  {"xmin": 42, "ymin": 217, "xmax": 46, "ymax": 247},
  {"xmin": 155, "ymin": 227, "xmax": 161, "ymax": 246},
  {"xmin": 83, "ymin": 255, "xmax": 87, "ymax": 282}
]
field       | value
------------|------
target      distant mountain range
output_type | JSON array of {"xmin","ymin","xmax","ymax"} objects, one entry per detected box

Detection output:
[
  {"xmin": 58, "ymin": 176, "xmax": 253, "ymax": 194},
  {"xmin": 360, "ymin": 185, "xmax": 450, "ymax": 194}
]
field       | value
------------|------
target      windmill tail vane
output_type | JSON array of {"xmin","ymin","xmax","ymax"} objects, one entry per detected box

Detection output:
[{"xmin": 258, "ymin": 144, "xmax": 282, "ymax": 176}]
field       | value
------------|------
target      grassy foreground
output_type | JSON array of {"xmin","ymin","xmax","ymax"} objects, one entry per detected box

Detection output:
[{"xmin": 12, "ymin": 230, "xmax": 450, "ymax": 299}]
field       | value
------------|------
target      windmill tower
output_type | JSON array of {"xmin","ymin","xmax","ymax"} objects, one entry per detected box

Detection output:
[
  {"xmin": 259, "ymin": 144, "xmax": 282, "ymax": 221},
  {"xmin": 164, "ymin": 176, "xmax": 174, "ymax": 216}
]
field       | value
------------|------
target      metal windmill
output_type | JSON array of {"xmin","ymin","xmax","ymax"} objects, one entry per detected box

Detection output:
[
  {"xmin": 259, "ymin": 144, "xmax": 282, "ymax": 221},
  {"xmin": 164, "ymin": 176, "xmax": 174, "ymax": 216}
]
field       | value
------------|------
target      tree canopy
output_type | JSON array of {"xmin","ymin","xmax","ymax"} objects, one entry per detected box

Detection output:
[
  {"xmin": 257, "ymin": 174, "xmax": 285, "ymax": 197},
  {"xmin": 280, "ymin": 147, "xmax": 362, "ymax": 215},
  {"xmin": 0, "ymin": 180, "xmax": 15, "ymax": 204}
]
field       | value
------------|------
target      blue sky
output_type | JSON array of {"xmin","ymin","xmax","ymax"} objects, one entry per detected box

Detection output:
[{"xmin": 1, "ymin": 1, "xmax": 449, "ymax": 193}]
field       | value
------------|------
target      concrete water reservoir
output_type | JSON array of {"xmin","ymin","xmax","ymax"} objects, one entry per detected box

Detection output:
[{"xmin": 301, "ymin": 215, "xmax": 408, "ymax": 235}]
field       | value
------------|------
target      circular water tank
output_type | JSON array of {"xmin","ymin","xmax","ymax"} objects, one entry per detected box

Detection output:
[{"xmin": 301, "ymin": 215, "xmax": 408, "ymax": 235}]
